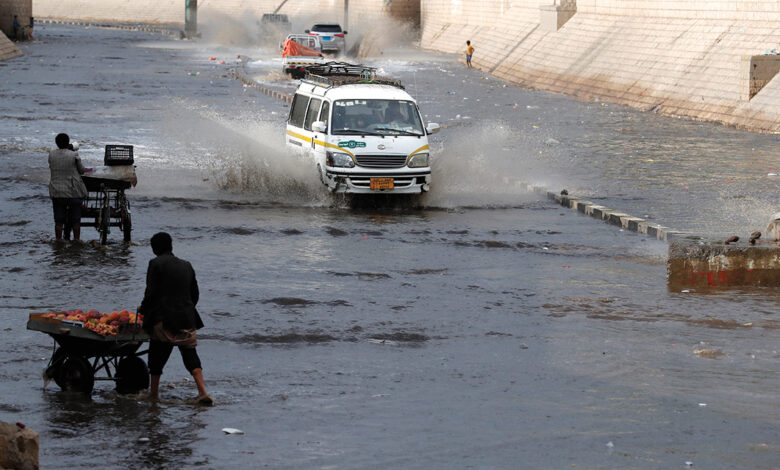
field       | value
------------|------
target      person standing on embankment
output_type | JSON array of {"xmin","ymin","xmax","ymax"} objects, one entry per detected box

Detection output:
[{"xmin": 466, "ymin": 40, "xmax": 474, "ymax": 68}]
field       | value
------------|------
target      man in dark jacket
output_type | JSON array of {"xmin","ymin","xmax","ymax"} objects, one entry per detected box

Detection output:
[{"xmin": 139, "ymin": 232, "xmax": 212, "ymax": 405}]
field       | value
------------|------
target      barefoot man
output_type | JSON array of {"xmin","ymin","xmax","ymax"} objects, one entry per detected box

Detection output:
[{"xmin": 139, "ymin": 232, "xmax": 213, "ymax": 405}]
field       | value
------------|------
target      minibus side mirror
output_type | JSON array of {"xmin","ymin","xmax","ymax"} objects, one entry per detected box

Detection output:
[
  {"xmin": 305, "ymin": 29, "xmax": 310, "ymax": 33},
  {"xmin": 343, "ymin": 31, "xmax": 348, "ymax": 35},
  {"xmin": 426, "ymin": 123, "xmax": 441, "ymax": 135},
  {"xmin": 312, "ymin": 121, "xmax": 327, "ymax": 133}
]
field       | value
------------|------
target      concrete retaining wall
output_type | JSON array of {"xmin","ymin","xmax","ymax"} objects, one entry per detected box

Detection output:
[
  {"xmin": 0, "ymin": 31, "xmax": 22, "ymax": 60},
  {"xmin": 0, "ymin": 0, "xmax": 32, "ymax": 39},
  {"xmin": 421, "ymin": 0, "xmax": 780, "ymax": 133},
  {"xmin": 32, "ymin": 0, "xmax": 418, "ymax": 29}
]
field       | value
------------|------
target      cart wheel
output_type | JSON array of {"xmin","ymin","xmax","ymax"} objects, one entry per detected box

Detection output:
[
  {"xmin": 99, "ymin": 205, "xmax": 110, "ymax": 245},
  {"xmin": 44, "ymin": 347, "xmax": 68, "ymax": 382},
  {"xmin": 115, "ymin": 356, "xmax": 149, "ymax": 394},
  {"xmin": 121, "ymin": 210, "xmax": 132, "ymax": 243},
  {"xmin": 55, "ymin": 357, "xmax": 95, "ymax": 394}
]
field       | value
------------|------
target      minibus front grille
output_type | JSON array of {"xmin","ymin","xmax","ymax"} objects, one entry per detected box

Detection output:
[{"xmin": 355, "ymin": 154, "xmax": 407, "ymax": 168}]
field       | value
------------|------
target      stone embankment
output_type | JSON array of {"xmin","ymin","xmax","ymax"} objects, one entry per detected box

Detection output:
[
  {"xmin": 0, "ymin": 421, "xmax": 39, "ymax": 470},
  {"xmin": 420, "ymin": 0, "xmax": 780, "ymax": 133},
  {"xmin": 31, "ymin": 1, "xmax": 780, "ymax": 132},
  {"xmin": 0, "ymin": 32, "xmax": 22, "ymax": 61}
]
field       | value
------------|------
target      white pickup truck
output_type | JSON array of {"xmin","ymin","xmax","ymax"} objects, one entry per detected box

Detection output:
[{"xmin": 282, "ymin": 34, "xmax": 325, "ymax": 79}]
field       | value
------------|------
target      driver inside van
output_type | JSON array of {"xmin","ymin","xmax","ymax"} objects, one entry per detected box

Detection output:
[{"xmin": 383, "ymin": 101, "xmax": 404, "ymax": 123}]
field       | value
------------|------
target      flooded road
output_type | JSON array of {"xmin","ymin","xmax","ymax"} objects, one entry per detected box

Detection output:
[{"xmin": 0, "ymin": 25, "xmax": 778, "ymax": 469}]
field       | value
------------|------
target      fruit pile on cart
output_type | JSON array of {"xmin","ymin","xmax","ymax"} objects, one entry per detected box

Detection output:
[{"xmin": 27, "ymin": 310, "xmax": 150, "ymax": 395}]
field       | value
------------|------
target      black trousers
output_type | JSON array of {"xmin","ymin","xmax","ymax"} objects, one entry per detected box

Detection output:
[{"xmin": 148, "ymin": 340, "xmax": 202, "ymax": 376}]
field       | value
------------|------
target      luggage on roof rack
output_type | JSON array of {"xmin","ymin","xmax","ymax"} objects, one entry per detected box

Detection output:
[{"xmin": 302, "ymin": 62, "xmax": 404, "ymax": 89}]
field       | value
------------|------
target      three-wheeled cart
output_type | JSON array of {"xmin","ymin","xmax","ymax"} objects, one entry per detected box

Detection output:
[
  {"xmin": 80, "ymin": 145, "xmax": 137, "ymax": 245},
  {"xmin": 27, "ymin": 313, "xmax": 150, "ymax": 395}
]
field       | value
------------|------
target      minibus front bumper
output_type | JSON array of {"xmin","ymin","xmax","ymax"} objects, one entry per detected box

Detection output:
[{"xmin": 323, "ymin": 169, "xmax": 431, "ymax": 194}]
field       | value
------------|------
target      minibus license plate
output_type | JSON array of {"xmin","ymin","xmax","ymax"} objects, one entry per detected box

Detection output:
[{"xmin": 370, "ymin": 177, "xmax": 394, "ymax": 190}]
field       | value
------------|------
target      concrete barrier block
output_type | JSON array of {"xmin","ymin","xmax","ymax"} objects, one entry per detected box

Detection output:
[
  {"xmin": 668, "ymin": 240, "xmax": 780, "ymax": 288},
  {"xmin": 607, "ymin": 212, "xmax": 630, "ymax": 226},
  {"xmin": 590, "ymin": 206, "xmax": 611, "ymax": 220},
  {"xmin": 539, "ymin": 3, "xmax": 577, "ymax": 32},
  {"xmin": 623, "ymin": 216, "xmax": 644, "ymax": 231},
  {"xmin": 740, "ymin": 54, "xmax": 780, "ymax": 101},
  {"xmin": 641, "ymin": 223, "xmax": 665, "ymax": 238},
  {"xmin": 584, "ymin": 204, "xmax": 603, "ymax": 216}
]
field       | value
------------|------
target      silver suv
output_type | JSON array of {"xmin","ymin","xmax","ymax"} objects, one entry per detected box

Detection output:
[{"xmin": 305, "ymin": 23, "xmax": 347, "ymax": 53}]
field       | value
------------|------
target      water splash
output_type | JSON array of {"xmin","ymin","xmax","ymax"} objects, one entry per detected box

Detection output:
[
  {"xmin": 158, "ymin": 99, "xmax": 326, "ymax": 204},
  {"xmin": 422, "ymin": 121, "xmax": 568, "ymax": 208}
]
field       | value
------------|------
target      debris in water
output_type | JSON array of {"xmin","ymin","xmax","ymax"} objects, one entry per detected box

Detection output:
[
  {"xmin": 222, "ymin": 428, "xmax": 245, "ymax": 435},
  {"xmin": 138, "ymin": 437, "xmax": 150, "ymax": 442},
  {"xmin": 724, "ymin": 235, "xmax": 739, "ymax": 245},
  {"xmin": 698, "ymin": 403, "xmax": 707, "ymax": 407},
  {"xmin": 692, "ymin": 344, "xmax": 724, "ymax": 358},
  {"xmin": 368, "ymin": 338, "xmax": 398, "ymax": 346}
]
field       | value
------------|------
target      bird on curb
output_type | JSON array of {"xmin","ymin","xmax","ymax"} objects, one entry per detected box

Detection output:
[
  {"xmin": 724, "ymin": 236, "xmax": 739, "ymax": 245},
  {"xmin": 560, "ymin": 189, "xmax": 568, "ymax": 196},
  {"xmin": 749, "ymin": 231, "xmax": 761, "ymax": 245}
]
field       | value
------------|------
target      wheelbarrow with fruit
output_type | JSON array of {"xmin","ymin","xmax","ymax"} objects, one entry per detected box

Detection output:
[{"xmin": 27, "ymin": 309, "xmax": 150, "ymax": 395}]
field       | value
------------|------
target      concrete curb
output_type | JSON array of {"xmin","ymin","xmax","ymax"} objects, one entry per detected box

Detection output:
[
  {"xmin": 524, "ymin": 184, "xmax": 690, "ymax": 242},
  {"xmin": 37, "ymin": 18, "xmax": 179, "ymax": 36},
  {"xmin": 232, "ymin": 56, "xmax": 294, "ymax": 104}
]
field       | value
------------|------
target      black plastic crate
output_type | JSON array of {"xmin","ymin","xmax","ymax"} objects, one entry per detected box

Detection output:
[{"xmin": 104, "ymin": 145, "xmax": 134, "ymax": 166}]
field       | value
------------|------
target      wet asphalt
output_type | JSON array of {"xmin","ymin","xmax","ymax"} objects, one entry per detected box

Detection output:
[{"xmin": 0, "ymin": 24, "xmax": 778, "ymax": 469}]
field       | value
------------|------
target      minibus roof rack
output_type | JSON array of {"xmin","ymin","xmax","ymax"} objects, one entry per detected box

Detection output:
[{"xmin": 302, "ymin": 62, "xmax": 404, "ymax": 89}]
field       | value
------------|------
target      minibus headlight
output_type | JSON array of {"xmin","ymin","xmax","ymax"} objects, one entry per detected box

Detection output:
[
  {"xmin": 326, "ymin": 151, "xmax": 354, "ymax": 168},
  {"xmin": 408, "ymin": 152, "xmax": 429, "ymax": 168}
]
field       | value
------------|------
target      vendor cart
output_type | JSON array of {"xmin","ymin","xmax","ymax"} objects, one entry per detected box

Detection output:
[
  {"xmin": 27, "ymin": 313, "xmax": 150, "ymax": 395},
  {"xmin": 80, "ymin": 145, "xmax": 137, "ymax": 245}
]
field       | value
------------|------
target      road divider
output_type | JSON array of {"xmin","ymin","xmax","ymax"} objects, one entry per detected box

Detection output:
[
  {"xmin": 38, "ymin": 18, "xmax": 178, "ymax": 35},
  {"xmin": 232, "ymin": 56, "xmax": 293, "ymax": 104},
  {"xmin": 523, "ymin": 184, "xmax": 687, "ymax": 241}
]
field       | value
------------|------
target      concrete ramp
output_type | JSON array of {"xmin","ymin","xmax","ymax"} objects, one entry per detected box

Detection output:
[{"xmin": 0, "ymin": 32, "xmax": 22, "ymax": 60}]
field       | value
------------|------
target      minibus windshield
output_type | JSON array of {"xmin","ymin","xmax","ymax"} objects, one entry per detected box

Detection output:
[{"xmin": 331, "ymin": 99, "xmax": 424, "ymax": 136}]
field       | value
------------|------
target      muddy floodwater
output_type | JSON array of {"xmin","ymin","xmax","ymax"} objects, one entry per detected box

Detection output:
[{"xmin": 0, "ymin": 25, "xmax": 778, "ymax": 469}]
